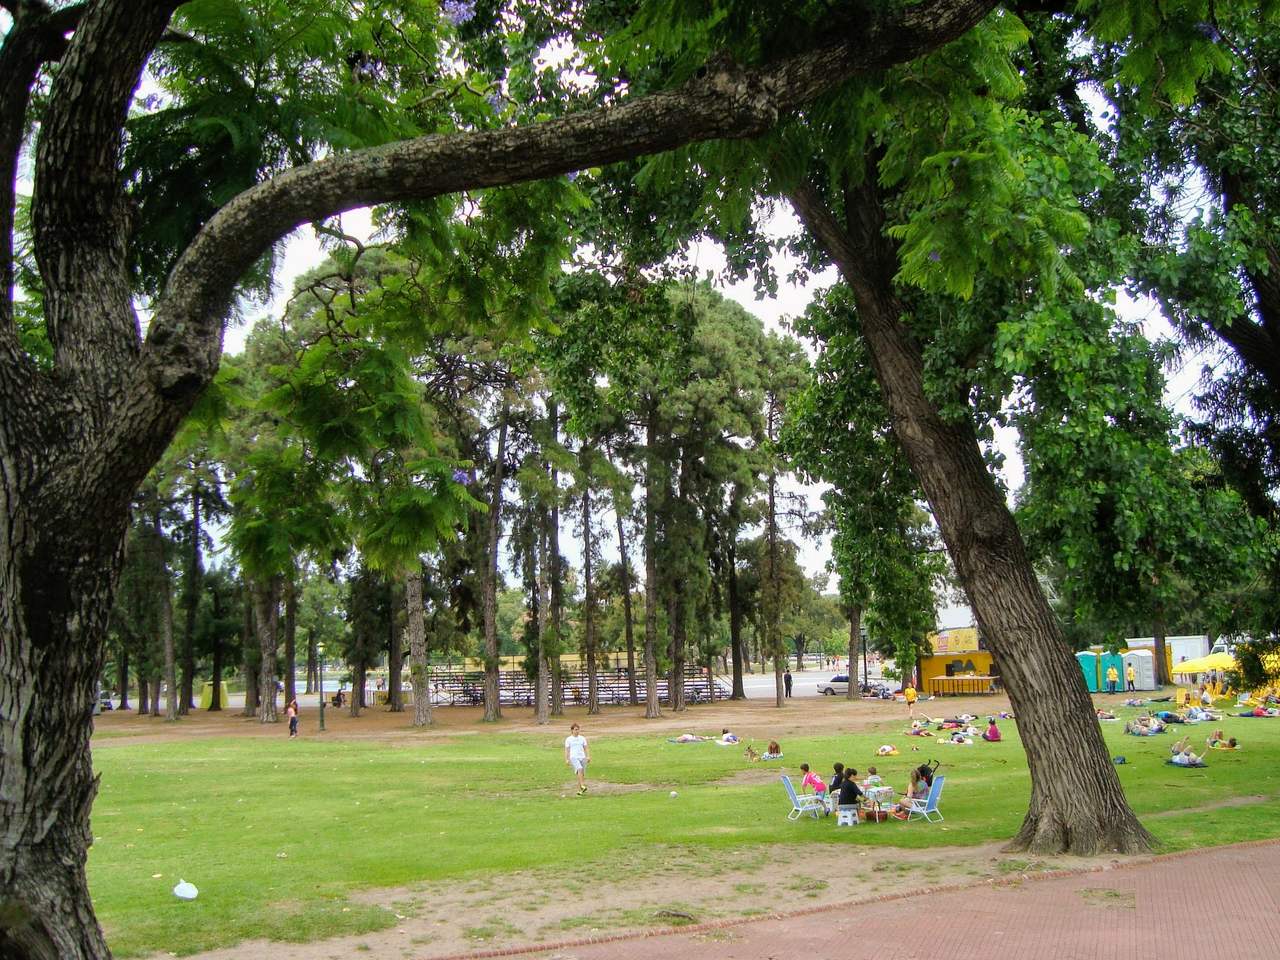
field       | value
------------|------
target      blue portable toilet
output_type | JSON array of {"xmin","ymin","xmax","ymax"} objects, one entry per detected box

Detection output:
[
  {"xmin": 1099, "ymin": 652, "xmax": 1125, "ymax": 693},
  {"xmin": 1076, "ymin": 651, "xmax": 1100, "ymax": 692}
]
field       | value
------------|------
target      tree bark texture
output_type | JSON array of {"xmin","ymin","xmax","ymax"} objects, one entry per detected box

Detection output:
[
  {"xmin": 179, "ymin": 483, "xmax": 200, "ymax": 713},
  {"xmin": 787, "ymin": 177, "xmax": 1152, "ymax": 855},
  {"xmin": 0, "ymin": 1, "xmax": 999, "ymax": 952},
  {"xmin": 728, "ymin": 538, "xmax": 746, "ymax": 699},
  {"xmin": 405, "ymin": 569, "xmax": 433, "ymax": 726},
  {"xmin": 549, "ymin": 403, "xmax": 564, "ymax": 718},
  {"xmin": 209, "ymin": 586, "xmax": 223, "ymax": 711},
  {"xmin": 614, "ymin": 500, "xmax": 639, "ymax": 706},
  {"xmin": 1152, "ymin": 592, "xmax": 1171, "ymax": 687},
  {"xmin": 240, "ymin": 594, "xmax": 258, "ymax": 717},
  {"xmin": 116, "ymin": 646, "xmax": 129, "ymax": 711},
  {"xmin": 482, "ymin": 398, "xmax": 509, "ymax": 722},
  {"xmin": 642, "ymin": 407, "xmax": 661, "ymax": 718},
  {"xmin": 847, "ymin": 604, "xmax": 862, "ymax": 701},
  {"xmin": 583, "ymin": 486, "xmax": 600, "ymax": 715},
  {"xmin": 766, "ymin": 465, "xmax": 785, "ymax": 708},
  {"xmin": 387, "ymin": 593, "xmax": 404, "ymax": 713},
  {"xmin": 283, "ymin": 574, "xmax": 298, "ymax": 707},
  {"xmin": 535, "ymin": 506, "xmax": 551, "ymax": 725},
  {"xmin": 253, "ymin": 576, "xmax": 281, "ymax": 724}
]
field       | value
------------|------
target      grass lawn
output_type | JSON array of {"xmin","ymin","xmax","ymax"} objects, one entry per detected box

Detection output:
[{"xmin": 88, "ymin": 705, "xmax": 1280, "ymax": 956}]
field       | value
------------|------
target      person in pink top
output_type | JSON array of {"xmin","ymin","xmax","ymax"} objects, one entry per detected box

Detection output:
[
  {"xmin": 982, "ymin": 717, "xmax": 1001, "ymax": 742},
  {"xmin": 798, "ymin": 763, "xmax": 827, "ymax": 795}
]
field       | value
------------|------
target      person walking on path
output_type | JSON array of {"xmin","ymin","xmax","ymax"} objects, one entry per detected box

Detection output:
[
  {"xmin": 904, "ymin": 683, "xmax": 917, "ymax": 718},
  {"xmin": 1126, "ymin": 663, "xmax": 1136, "ymax": 692},
  {"xmin": 286, "ymin": 698, "xmax": 299, "ymax": 738},
  {"xmin": 565, "ymin": 723, "xmax": 591, "ymax": 795},
  {"xmin": 784, "ymin": 670, "xmax": 793, "ymax": 698},
  {"xmin": 1106, "ymin": 664, "xmax": 1119, "ymax": 694}
]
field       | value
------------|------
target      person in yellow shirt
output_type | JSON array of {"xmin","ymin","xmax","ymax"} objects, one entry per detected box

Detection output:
[
  {"xmin": 1105, "ymin": 665, "xmax": 1119, "ymax": 694},
  {"xmin": 904, "ymin": 684, "xmax": 917, "ymax": 718},
  {"xmin": 1125, "ymin": 663, "xmax": 1136, "ymax": 692}
]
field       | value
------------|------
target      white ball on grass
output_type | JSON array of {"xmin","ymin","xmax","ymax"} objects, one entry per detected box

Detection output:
[{"xmin": 669, "ymin": 790, "xmax": 678, "ymax": 798}]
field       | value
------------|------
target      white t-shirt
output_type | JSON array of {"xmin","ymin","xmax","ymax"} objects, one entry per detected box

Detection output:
[{"xmin": 565, "ymin": 734, "xmax": 588, "ymax": 761}]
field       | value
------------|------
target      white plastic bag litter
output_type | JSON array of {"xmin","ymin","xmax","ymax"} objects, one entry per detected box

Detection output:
[{"xmin": 173, "ymin": 879, "xmax": 198, "ymax": 900}]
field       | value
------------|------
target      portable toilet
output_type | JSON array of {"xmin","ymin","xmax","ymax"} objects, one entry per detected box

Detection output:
[
  {"xmin": 1099, "ymin": 652, "xmax": 1125, "ymax": 692},
  {"xmin": 1076, "ymin": 651, "xmax": 1100, "ymax": 692},
  {"xmin": 1122, "ymin": 650, "xmax": 1156, "ymax": 691}
]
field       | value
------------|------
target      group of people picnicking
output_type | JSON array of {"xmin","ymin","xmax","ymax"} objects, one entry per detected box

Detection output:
[
  {"xmin": 902, "ymin": 713, "xmax": 1008, "ymax": 746},
  {"xmin": 797, "ymin": 760, "xmax": 933, "ymax": 821}
]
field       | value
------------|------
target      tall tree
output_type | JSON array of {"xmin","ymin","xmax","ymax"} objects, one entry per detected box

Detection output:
[{"xmin": 1, "ymin": 1, "xmax": 1071, "ymax": 951}]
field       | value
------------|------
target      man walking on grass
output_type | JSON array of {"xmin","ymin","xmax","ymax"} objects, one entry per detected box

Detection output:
[{"xmin": 565, "ymin": 723, "xmax": 590, "ymax": 795}]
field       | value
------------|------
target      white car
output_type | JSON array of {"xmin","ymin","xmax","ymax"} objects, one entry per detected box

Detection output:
[{"xmin": 819, "ymin": 675, "xmax": 850, "ymax": 696}]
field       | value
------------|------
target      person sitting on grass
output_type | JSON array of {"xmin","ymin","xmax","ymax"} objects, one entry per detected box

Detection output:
[
  {"xmin": 761, "ymin": 740, "xmax": 783, "ymax": 760},
  {"xmin": 863, "ymin": 766, "xmax": 883, "ymax": 785},
  {"xmin": 1096, "ymin": 709, "xmax": 1118, "ymax": 720},
  {"xmin": 906, "ymin": 720, "xmax": 931, "ymax": 737},
  {"xmin": 982, "ymin": 718, "xmax": 1002, "ymax": 742}
]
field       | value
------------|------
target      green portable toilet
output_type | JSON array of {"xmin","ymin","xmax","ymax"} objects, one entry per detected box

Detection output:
[
  {"xmin": 1099, "ymin": 652, "xmax": 1124, "ymax": 693},
  {"xmin": 199, "ymin": 680, "xmax": 230, "ymax": 710},
  {"xmin": 1075, "ymin": 651, "xmax": 1100, "ymax": 692}
]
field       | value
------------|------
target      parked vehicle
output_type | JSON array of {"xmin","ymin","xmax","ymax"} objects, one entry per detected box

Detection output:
[{"xmin": 819, "ymin": 675, "xmax": 850, "ymax": 696}]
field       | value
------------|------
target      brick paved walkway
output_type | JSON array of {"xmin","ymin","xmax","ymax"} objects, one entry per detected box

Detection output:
[{"xmin": 482, "ymin": 839, "xmax": 1279, "ymax": 960}]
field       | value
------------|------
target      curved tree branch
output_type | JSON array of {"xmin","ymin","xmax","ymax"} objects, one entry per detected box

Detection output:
[{"xmin": 66, "ymin": 0, "xmax": 996, "ymax": 511}]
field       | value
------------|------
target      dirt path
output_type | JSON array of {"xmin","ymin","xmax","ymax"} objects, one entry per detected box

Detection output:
[{"xmin": 93, "ymin": 690, "xmax": 1011, "ymax": 748}]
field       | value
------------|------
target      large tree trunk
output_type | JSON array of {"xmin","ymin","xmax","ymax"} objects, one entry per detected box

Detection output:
[
  {"xmin": 847, "ymin": 604, "xmax": 862, "ymax": 701},
  {"xmin": 179, "ymin": 484, "xmax": 201, "ymax": 715},
  {"xmin": 282, "ymin": 574, "xmax": 298, "ymax": 707},
  {"xmin": 241, "ymin": 592, "xmax": 258, "ymax": 717},
  {"xmin": 304, "ymin": 628, "xmax": 317, "ymax": 695},
  {"xmin": 549, "ymin": 405, "xmax": 564, "ymax": 719},
  {"xmin": 583, "ymin": 486, "xmax": 600, "ymax": 715},
  {"xmin": 642, "ymin": 405, "xmax": 661, "ymax": 718},
  {"xmin": 151, "ymin": 508, "xmax": 178, "ymax": 723},
  {"xmin": 482, "ymin": 397, "xmax": 509, "ymax": 722},
  {"xmin": 535, "ymin": 505, "xmax": 551, "ymax": 725},
  {"xmin": 116, "ymin": 646, "xmax": 129, "ymax": 711},
  {"xmin": 253, "ymin": 576, "xmax": 282, "ymax": 723},
  {"xmin": 209, "ymin": 585, "xmax": 224, "ymax": 711},
  {"xmin": 137, "ymin": 674, "xmax": 150, "ymax": 715},
  {"xmin": 788, "ymin": 176, "xmax": 1152, "ymax": 855},
  {"xmin": 728, "ymin": 538, "xmax": 746, "ymax": 699},
  {"xmin": 387, "ymin": 586, "xmax": 404, "ymax": 713},
  {"xmin": 614, "ymin": 498, "xmax": 639, "ymax": 705},
  {"xmin": 406, "ymin": 568, "xmax": 432, "ymax": 726},
  {"xmin": 0, "ymin": 524, "xmax": 114, "ymax": 954},
  {"xmin": 765, "ymin": 464, "xmax": 785, "ymax": 708},
  {"xmin": 1152, "ymin": 587, "xmax": 1171, "ymax": 687},
  {"xmin": 670, "ymin": 587, "xmax": 687, "ymax": 712}
]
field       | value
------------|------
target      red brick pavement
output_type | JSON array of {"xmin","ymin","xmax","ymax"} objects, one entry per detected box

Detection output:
[{"xmin": 438, "ymin": 839, "xmax": 1280, "ymax": 960}]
